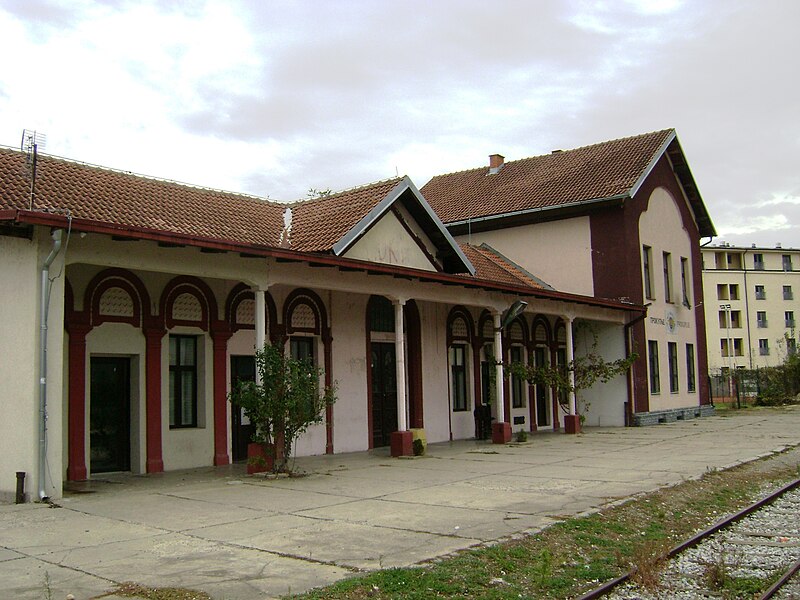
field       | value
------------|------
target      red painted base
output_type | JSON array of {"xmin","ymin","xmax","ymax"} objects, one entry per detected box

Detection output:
[
  {"xmin": 247, "ymin": 443, "xmax": 275, "ymax": 474},
  {"xmin": 491, "ymin": 422, "xmax": 512, "ymax": 444},
  {"xmin": 66, "ymin": 465, "xmax": 87, "ymax": 482},
  {"xmin": 564, "ymin": 415, "xmax": 582, "ymax": 434},
  {"xmin": 213, "ymin": 453, "xmax": 230, "ymax": 466},
  {"xmin": 146, "ymin": 458, "xmax": 164, "ymax": 474},
  {"xmin": 390, "ymin": 430, "xmax": 414, "ymax": 457}
]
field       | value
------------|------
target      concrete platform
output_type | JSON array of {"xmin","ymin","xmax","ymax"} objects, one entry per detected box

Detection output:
[{"xmin": 2, "ymin": 406, "xmax": 799, "ymax": 599}]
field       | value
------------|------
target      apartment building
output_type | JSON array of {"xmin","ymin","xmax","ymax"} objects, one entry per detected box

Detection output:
[{"xmin": 702, "ymin": 244, "xmax": 799, "ymax": 370}]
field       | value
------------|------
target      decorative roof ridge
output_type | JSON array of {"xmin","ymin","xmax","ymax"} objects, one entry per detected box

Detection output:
[
  {"xmin": 0, "ymin": 144, "xmax": 279, "ymax": 205},
  {"xmin": 426, "ymin": 128, "xmax": 675, "ymax": 180},
  {"xmin": 288, "ymin": 176, "xmax": 404, "ymax": 207}
]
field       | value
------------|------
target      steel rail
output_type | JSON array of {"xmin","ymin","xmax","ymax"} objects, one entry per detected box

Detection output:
[
  {"xmin": 577, "ymin": 477, "xmax": 800, "ymax": 600},
  {"xmin": 758, "ymin": 557, "xmax": 800, "ymax": 600}
]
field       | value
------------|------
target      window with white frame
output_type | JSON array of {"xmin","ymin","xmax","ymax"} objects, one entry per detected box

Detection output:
[
  {"xmin": 648, "ymin": 340, "xmax": 660, "ymax": 394},
  {"xmin": 510, "ymin": 345, "xmax": 526, "ymax": 408},
  {"xmin": 754, "ymin": 253, "xmax": 765, "ymax": 270},
  {"xmin": 169, "ymin": 335, "xmax": 198, "ymax": 428},
  {"xmin": 668, "ymin": 342, "xmax": 679, "ymax": 393},
  {"xmin": 757, "ymin": 311, "xmax": 768, "ymax": 328},
  {"xmin": 686, "ymin": 344, "xmax": 696, "ymax": 392},
  {"xmin": 450, "ymin": 345, "xmax": 469, "ymax": 412},
  {"xmin": 759, "ymin": 338, "xmax": 770, "ymax": 356},
  {"xmin": 663, "ymin": 252, "xmax": 673, "ymax": 303},
  {"xmin": 784, "ymin": 285, "xmax": 794, "ymax": 300},
  {"xmin": 786, "ymin": 311, "xmax": 795, "ymax": 328},
  {"xmin": 755, "ymin": 285, "xmax": 766, "ymax": 300},
  {"xmin": 680, "ymin": 257, "xmax": 690, "ymax": 307},
  {"xmin": 643, "ymin": 245, "xmax": 654, "ymax": 300}
]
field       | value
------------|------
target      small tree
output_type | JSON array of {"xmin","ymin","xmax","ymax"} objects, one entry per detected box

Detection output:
[
  {"xmin": 229, "ymin": 343, "xmax": 336, "ymax": 472},
  {"xmin": 506, "ymin": 323, "xmax": 637, "ymax": 421}
]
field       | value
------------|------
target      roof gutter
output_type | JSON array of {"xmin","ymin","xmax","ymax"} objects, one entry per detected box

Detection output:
[
  {"xmin": 445, "ymin": 194, "xmax": 627, "ymax": 229},
  {"xmin": 0, "ymin": 209, "xmax": 644, "ymax": 314}
]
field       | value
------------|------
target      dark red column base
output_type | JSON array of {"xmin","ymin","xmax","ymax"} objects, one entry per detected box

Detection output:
[
  {"xmin": 564, "ymin": 415, "xmax": 582, "ymax": 434},
  {"xmin": 67, "ymin": 465, "xmax": 88, "ymax": 482},
  {"xmin": 390, "ymin": 430, "xmax": 414, "ymax": 457},
  {"xmin": 146, "ymin": 458, "xmax": 164, "ymax": 474},
  {"xmin": 213, "ymin": 454, "xmax": 230, "ymax": 466},
  {"xmin": 492, "ymin": 422, "xmax": 512, "ymax": 444}
]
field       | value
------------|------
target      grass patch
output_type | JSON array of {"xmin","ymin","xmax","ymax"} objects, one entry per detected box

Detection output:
[{"xmin": 291, "ymin": 447, "xmax": 800, "ymax": 599}]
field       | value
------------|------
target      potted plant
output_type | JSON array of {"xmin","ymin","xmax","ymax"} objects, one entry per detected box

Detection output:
[{"xmin": 229, "ymin": 342, "xmax": 336, "ymax": 474}]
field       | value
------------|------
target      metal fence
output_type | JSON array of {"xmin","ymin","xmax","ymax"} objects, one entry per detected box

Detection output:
[{"xmin": 709, "ymin": 365, "xmax": 800, "ymax": 407}]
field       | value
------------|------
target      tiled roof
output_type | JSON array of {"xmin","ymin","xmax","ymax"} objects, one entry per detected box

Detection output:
[
  {"xmin": 422, "ymin": 129, "xmax": 675, "ymax": 223},
  {"xmin": 0, "ymin": 148, "xmax": 403, "ymax": 253},
  {"xmin": 460, "ymin": 243, "xmax": 545, "ymax": 289},
  {"xmin": 289, "ymin": 178, "xmax": 402, "ymax": 252},
  {"xmin": 0, "ymin": 147, "xmax": 286, "ymax": 247}
]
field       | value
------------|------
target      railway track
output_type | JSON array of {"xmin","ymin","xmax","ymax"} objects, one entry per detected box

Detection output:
[{"xmin": 579, "ymin": 478, "xmax": 800, "ymax": 599}]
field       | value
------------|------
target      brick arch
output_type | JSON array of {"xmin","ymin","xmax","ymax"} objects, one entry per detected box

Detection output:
[
  {"xmin": 160, "ymin": 275, "xmax": 218, "ymax": 331},
  {"xmin": 446, "ymin": 305, "xmax": 474, "ymax": 345},
  {"xmin": 224, "ymin": 283, "xmax": 277, "ymax": 334},
  {"xmin": 284, "ymin": 288, "xmax": 328, "ymax": 335},
  {"xmin": 84, "ymin": 267, "xmax": 151, "ymax": 328}
]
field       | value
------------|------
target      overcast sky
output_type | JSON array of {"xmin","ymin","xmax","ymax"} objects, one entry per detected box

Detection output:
[{"xmin": 1, "ymin": 0, "xmax": 797, "ymax": 249}]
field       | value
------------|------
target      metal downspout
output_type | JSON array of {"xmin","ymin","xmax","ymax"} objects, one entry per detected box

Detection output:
[{"xmin": 38, "ymin": 229, "xmax": 63, "ymax": 501}]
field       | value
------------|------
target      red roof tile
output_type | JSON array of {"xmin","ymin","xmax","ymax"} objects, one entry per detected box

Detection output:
[
  {"xmin": 422, "ymin": 129, "xmax": 674, "ymax": 223},
  {"xmin": 0, "ymin": 147, "xmax": 286, "ymax": 247},
  {"xmin": 289, "ymin": 178, "xmax": 402, "ymax": 252},
  {"xmin": 459, "ymin": 244, "xmax": 545, "ymax": 289}
]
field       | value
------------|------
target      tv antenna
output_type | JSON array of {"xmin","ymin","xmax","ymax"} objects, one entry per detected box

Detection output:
[{"xmin": 21, "ymin": 129, "xmax": 47, "ymax": 210}]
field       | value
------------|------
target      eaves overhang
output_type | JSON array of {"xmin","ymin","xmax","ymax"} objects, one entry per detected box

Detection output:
[
  {"xmin": 445, "ymin": 194, "xmax": 626, "ymax": 235},
  {"xmin": 0, "ymin": 209, "xmax": 643, "ymax": 314}
]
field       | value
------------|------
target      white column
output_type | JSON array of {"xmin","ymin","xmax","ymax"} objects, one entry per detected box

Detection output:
[
  {"xmin": 394, "ymin": 299, "xmax": 407, "ymax": 432},
  {"xmin": 254, "ymin": 288, "xmax": 267, "ymax": 385},
  {"xmin": 565, "ymin": 316, "xmax": 577, "ymax": 415},
  {"xmin": 493, "ymin": 311, "xmax": 505, "ymax": 425}
]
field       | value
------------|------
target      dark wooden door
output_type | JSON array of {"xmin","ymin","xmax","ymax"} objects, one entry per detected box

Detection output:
[
  {"xmin": 90, "ymin": 357, "xmax": 131, "ymax": 473},
  {"xmin": 371, "ymin": 342, "xmax": 397, "ymax": 448},
  {"xmin": 230, "ymin": 355, "xmax": 256, "ymax": 462}
]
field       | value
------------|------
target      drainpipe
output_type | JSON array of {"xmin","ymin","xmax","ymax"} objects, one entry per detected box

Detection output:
[{"xmin": 38, "ymin": 229, "xmax": 64, "ymax": 501}]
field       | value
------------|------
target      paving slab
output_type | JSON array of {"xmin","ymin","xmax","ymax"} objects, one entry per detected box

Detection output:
[{"xmin": 1, "ymin": 406, "xmax": 799, "ymax": 599}]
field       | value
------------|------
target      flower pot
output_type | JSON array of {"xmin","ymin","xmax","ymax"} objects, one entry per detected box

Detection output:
[{"xmin": 246, "ymin": 442, "xmax": 275, "ymax": 474}]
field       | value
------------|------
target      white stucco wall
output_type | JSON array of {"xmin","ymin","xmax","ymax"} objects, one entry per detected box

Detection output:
[
  {"xmin": 639, "ymin": 187, "xmax": 700, "ymax": 411},
  {"xmin": 0, "ymin": 235, "xmax": 39, "ymax": 502},
  {"xmin": 454, "ymin": 216, "xmax": 594, "ymax": 295},
  {"xmin": 417, "ymin": 301, "xmax": 451, "ymax": 444},
  {"xmin": 575, "ymin": 321, "xmax": 627, "ymax": 426},
  {"xmin": 0, "ymin": 231, "xmax": 65, "ymax": 502},
  {"xmin": 344, "ymin": 211, "xmax": 437, "ymax": 272},
  {"xmin": 330, "ymin": 293, "xmax": 370, "ymax": 453}
]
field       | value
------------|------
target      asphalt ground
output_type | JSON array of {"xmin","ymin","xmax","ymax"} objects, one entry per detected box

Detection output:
[{"xmin": 1, "ymin": 405, "xmax": 798, "ymax": 600}]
